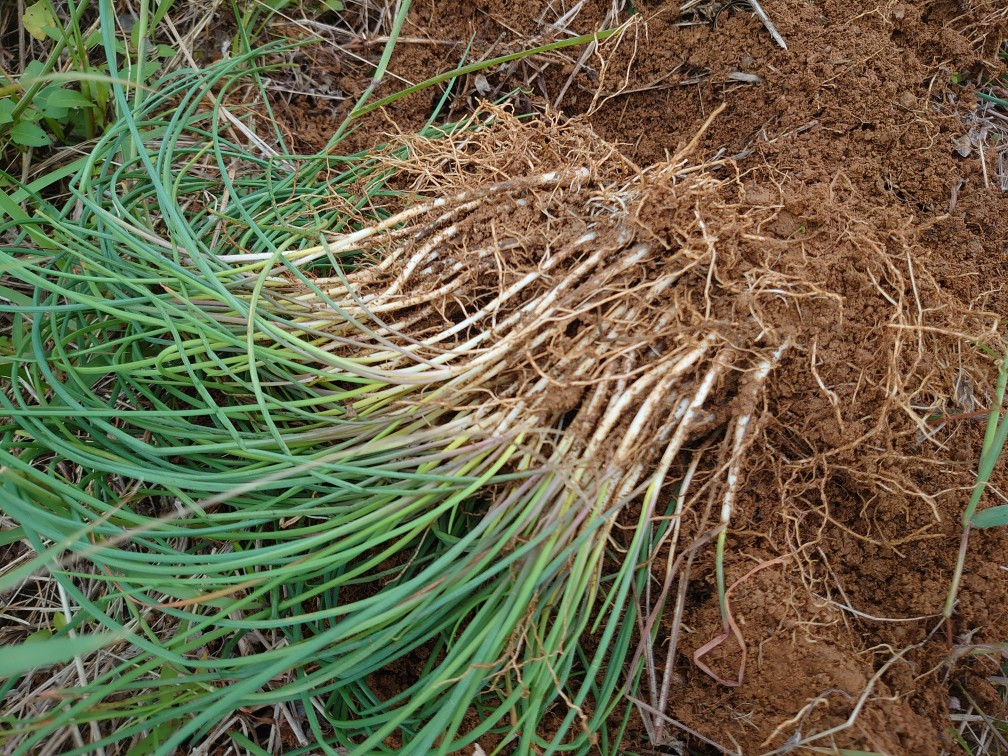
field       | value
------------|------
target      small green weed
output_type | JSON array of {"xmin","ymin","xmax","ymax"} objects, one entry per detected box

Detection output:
[
  {"xmin": 943, "ymin": 41, "xmax": 1008, "ymax": 629},
  {"xmin": 1, "ymin": 60, "xmax": 100, "ymax": 148},
  {"xmin": 0, "ymin": 0, "xmax": 176, "ymax": 152},
  {"xmin": 944, "ymin": 348, "xmax": 1008, "ymax": 630}
]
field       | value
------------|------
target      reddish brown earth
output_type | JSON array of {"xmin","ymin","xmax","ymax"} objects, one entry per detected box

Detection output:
[{"xmin": 269, "ymin": 1, "xmax": 1008, "ymax": 753}]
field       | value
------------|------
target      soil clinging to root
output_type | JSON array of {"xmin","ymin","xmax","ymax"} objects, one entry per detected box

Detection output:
[
  {"xmin": 267, "ymin": 0, "xmax": 1008, "ymax": 751},
  {"xmin": 281, "ymin": 100, "xmax": 999, "ymax": 751}
]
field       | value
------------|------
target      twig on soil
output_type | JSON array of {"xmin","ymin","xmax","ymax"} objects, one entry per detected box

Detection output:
[
  {"xmin": 678, "ymin": 0, "xmax": 786, "ymax": 49},
  {"xmin": 557, "ymin": 8, "xmax": 637, "ymax": 111},
  {"xmin": 762, "ymin": 620, "xmax": 945, "ymax": 753},
  {"xmin": 628, "ymin": 695, "xmax": 739, "ymax": 755},
  {"xmin": 747, "ymin": 0, "xmax": 788, "ymax": 51},
  {"xmin": 693, "ymin": 553, "xmax": 791, "ymax": 687},
  {"xmin": 953, "ymin": 684, "xmax": 1008, "ymax": 753}
]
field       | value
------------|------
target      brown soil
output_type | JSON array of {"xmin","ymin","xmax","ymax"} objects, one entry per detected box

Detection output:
[{"xmin": 269, "ymin": 1, "xmax": 1008, "ymax": 753}]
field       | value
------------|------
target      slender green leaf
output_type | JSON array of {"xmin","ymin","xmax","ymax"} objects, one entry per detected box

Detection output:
[
  {"xmin": 0, "ymin": 183, "xmax": 31, "ymax": 224},
  {"xmin": 0, "ymin": 527, "xmax": 26, "ymax": 548},
  {"xmin": 0, "ymin": 634, "xmax": 118, "ymax": 678},
  {"xmin": 150, "ymin": 0, "xmax": 178, "ymax": 28},
  {"xmin": 978, "ymin": 91, "xmax": 1008, "ymax": 108},
  {"xmin": 229, "ymin": 732, "xmax": 271, "ymax": 756},
  {"xmin": 971, "ymin": 504, "xmax": 1008, "ymax": 529}
]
